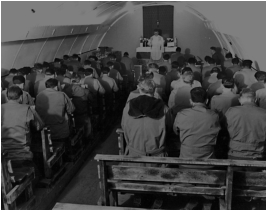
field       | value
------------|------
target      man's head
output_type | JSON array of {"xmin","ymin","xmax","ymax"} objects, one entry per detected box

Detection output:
[
  {"xmin": 137, "ymin": 79, "xmax": 156, "ymax": 96},
  {"xmin": 102, "ymin": 67, "xmax": 110, "ymax": 74},
  {"xmin": 159, "ymin": 66, "xmax": 167, "ymax": 75},
  {"xmin": 13, "ymin": 75, "xmax": 25, "ymax": 90},
  {"xmin": 109, "ymin": 54, "xmax": 116, "ymax": 61},
  {"xmin": 210, "ymin": 67, "xmax": 221, "ymax": 75},
  {"xmin": 124, "ymin": 52, "xmax": 129, "ymax": 57},
  {"xmin": 176, "ymin": 47, "xmax": 181, "ymax": 52},
  {"xmin": 222, "ymin": 78, "xmax": 234, "ymax": 89},
  {"xmin": 217, "ymin": 72, "xmax": 227, "ymax": 81},
  {"xmin": 232, "ymin": 58, "xmax": 239, "ymax": 65},
  {"xmin": 154, "ymin": 29, "xmax": 159, "ymax": 36},
  {"xmin": 208, "ymin": 58, "xmax": 216, "ymax": 65},
  {"xmin": 254, "ymin": 71, "xmax": 266, "ymax": 83},
  {"xmin": 188, "ymin": 58, "xmax": 196, "ymax": 65},
  {"xmin": 225, "ymin": 52, "xmax": 233, "ymax": 59},
  {"xmin": 88, "ymin": 55, "xmax": 97, "ymax": 61},
  {"xmin": 163, "ymin": 54, "xmax": 170, "ymax": 61},
  {"xmin": 34, "ymin": 63, "xmax": 43, "ymax": 73},
  {"xmin": 45, "ymin": 68, "xmax": 55, "ymax": 79},
  {"xmin": 107, "ymin": 61, "xmax": 114, "ymax": 69},
  {"xmin": 71, "ymin": 73, "xmax": 81, "ymax": 84},
  {"xmin": 210, "ymin": 46, "xmax": 216, "ymax": 55},
  {"xmin": 72, "ymin": 54, "xmax": 79, "ymax": 60},
  {"xmin": 239, "ymin": 88, "xmax": 256, "ymax": 105},
  {"xmin": 63, "ymin": 55, "xmax": 69, "ymax": 61},
  {"xmin": 54, "ymin": 58, "xmax": 61, "ymax": 63},
  {"xmin": 9, "ymin": 68, "xmax": 18, "ymax": 75},
  {"xmin": 171, "ymin": 61, "xmax": 179, "ymax": 70},
  {"xmin": 182, "ymin": 67, "xmax": 193, "ymax": 83},
  {"xmin": 45, "ymin": 78, "xmax": 58, "ymax": 90},
  {"xmin": 148, "ymin": 63, "xmax": 159, "ymax": 73},
  {"xmin": 84, "ymin": 68, "xmax": 94, "ymax": 77},
  {"xmin": 84, "ymin": 60, "xmax": 92, "ymax": 68},
  {"xmin": 242, "ymin": 60, "xmax": 253, "ymax": 69},
  {"xmin": 190, "ymin": 87, "xmax": 208, "ymax": 105},
  {"xmin": 6, "ymin": 85, "xmax": 23, "ymax": 102},
  {"xmin": 56, "ymin": 68, "xmax": 66, "ymax": 77},
  {"xmin": 204, "ymin": 56, "xmax": 211, "ymax": 63}
]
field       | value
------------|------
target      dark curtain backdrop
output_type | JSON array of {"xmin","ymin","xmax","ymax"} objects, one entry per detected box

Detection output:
[{"xmin": 143, "ymin": 5, "xmax": 174, "ymax": 39}]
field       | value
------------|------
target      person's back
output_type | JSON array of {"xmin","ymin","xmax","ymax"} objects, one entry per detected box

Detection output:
[
  {"xmin": 168, "ymin": 85, "xmax": 192, "ymax": 108},
  {"xmin": 165, "ymin": 62, "xmax": 180, "ymax": 96},
  {"xmin": 159, "ymin": 54, "xmax": 171, "ymax": 73},
  {"xmin": 36, "ymin": 78, "xmax": 75, "ymax": 140},
  {"xmin": 65, "ymin": 55, "xmax": 82, "ymax": 73},
  {"xmin": 1, "ymin": 86, "xmax": 43, "ymax": 160},
  {"xmin": 121, "ymin": 79, "xmax": 168, "ymax": 157},
  {"xmin": 202, "ymin": 58, "xmax": 216, "ymax": 80},
  {"xmin": 107, "ymin": 61, "xmax": 123, "ymax": 85},
  {"xmin": 224, "ymin": 58, "xmax": 241, "ymax": 79},
  {"xmin": 174, "ymin": 87, "xmax": 220, "ymax": 160},
  {"xmin": 202, "ymin": 67, "xmax": 220, "ymax": 90},
  {"xmin": 256, "ymin": 87, "xmax": 266, "ymax": 110},
  {"xmin": 170, "ymin": 47, "xmax": 183, "ymax": 62},
  {"xmin": 211, "ymin": 78, "xmax": 240, "ymax": 115},
  {"xmin": 27, "ymin": 64, "xmax": 45, "ymax": 85},
  {"xmin": 121, "ymin": 53, "xmax": 134, "ymax": 71},
  {"xmin": 83, "ymin": 68, "xmax": 105, "ymax": 95},
  {"xmin": 3, "ymin": 69, "xmax": 18, "ymax": 89},
  {"xmin": 98, "ymin": 67, "xmax": 119, "ymax": 94},
  {"xmin": 34, "ymin": 68, "xmax": 55, "ymax": 97},
  {"xmin": 248, "ymin": 71, "xmax": 266, "ymax": 93},
  {"xmin": 225, "ymin": 88, "xmax": 266, "ymax": 160}
]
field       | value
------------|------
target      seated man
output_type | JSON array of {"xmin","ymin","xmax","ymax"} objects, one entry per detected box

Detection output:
[
  {"xmin": 83, "ymin": 68, "xmax": 105, "ymax": 95},
  {"xmin": 55, "ymin": 67, "xmax": 71, "ymax": 84},
  {"xmin": 170, "ymin": 67, "xmax": 201, "ymax": 91},
  {"xmin": 36, "ymin": 78, "xmax": 75, "ymax": 141},
  {"xmin": 2, "ymin": 68, "xmax": 18, "ymax": 90},
  {"xmin": 202, "ymin": 58, "xmax": 216, "ymax": 80},
  {"xmin": 211, "ymin": 78, "xmax": 240, "ymax": 115},
  {"xmin": 202, "ymin": 67, "xmax": 220, "ymax": 90},
  {"xmin": 63, "ymin": 74, "xmax": 92, "ymax": 138},
  {"xmin": 64, "ymin": 54, "xmax": 82, "ymax": 73},
  {"xmin": 256, "ymin": 78, "xmax": 266, "ymax": 110},
  {"xmin": 159, "ymin": 54, "xmax": 171, "ymax": 73},
  {"xmin": 234, "ymin": 60, "xmax": 257, "ymax": 92},
  {"xmin": 170, "ymin": 47, "xmax": 184, "ymax": 63},
  {"xmin": 223, "ymin": 52, "xmax": 233, "ymax": 69},
  {"xmin": 1, "ymin": 86, "xmax": 44, "ymax": 160},
  {"xmin": 174, "ymin": 87, "xmax": 220, "ymax": 162},
  {"xmin": 107, "ymin": 61, "xmax": 123, "ymax": 85},
  {"xmin": 225, "ymin": 88, "xmax": 266, "ymax": 160},
  {"xmin": 83, "ymin": 60, "xmax": 99, "ymax": 79},
  {"xmin": 2, "ymin": 75, "xmax": 34, "ymax": 105},
  {"xmin": 34, "ymin": 68, "xmax": 55, "ymax": 97},
  {"xmin": 248, "ymin": 71, "xmax": 266, "ymax": 92},
  {"xmin": 98, "ymin": 67, "xmax": 119, "ymax": 94},
  {"xmin": 224, "ymin": 57, "xmax": 241, "ymax": 79},
  {"xmin": 187, "ymin": 57, "xmax": 202, "ymax": 83},
  {"xmin": 165, "ymin": 61, "xmax": 181, "ymax": 97}
]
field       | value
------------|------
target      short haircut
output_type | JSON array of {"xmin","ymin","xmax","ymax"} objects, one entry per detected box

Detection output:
[
  {"xmin": 254, "ymin": 71, "xmax": 266, "ymax": 81},
  {"xmin": 78, "ymin": 67, "xmax": 85, "ymax": 73},
  {"xmin": 107, "ymin": 61, "xmax": 114, "ymax": 67},
  {"xmin": 154, "ymin": 29, "xmax": 159, "ymax": 33},
  {"xmin": 240, "ymin": 88, "xmax": 256, "ymax": 99},
  {"xmin": 176, "ymin": 47, "xmax": 181, "ymax": 52},
  {"xmin": 225, "ymin": 52, "xmax": 233, "ymax": 58},
  {"xmin": 43, "ymin": 62, "xmax": 50, "ymax": 68},
  {"xmin": 61, "ymin": 64, "xmax": 68, "ymax": 70},
  {"xmin": 13, "ymin": 75, "xmax": 25, "ymax": 84},
  {"xmin": 208, "ymin": 58, "xmax": 216, "ymax": 64},
  {"xmin": 54, "ymin": 58, "xmax": 61, "ymax": 63},
  {"xmin": 124, "ymin": 52, "xmax": 129, "ymax": 56},
  {"xmin": 84, "ymin": 68, "xmax": 94, "ymax": 76},
  {"xmin": 45, "ymin": 78, "xmax": 58, "ymax": 88},
  {"xmin": 232, "ymin": 58, "xmax": 239, "ymax": 64},
  {"xmin": 138, "ymin": 79, "xmax": 156, "ymax": 95},
  {"xmin": 45, "ymin": 68, "xmax": 55, "ymax": 75},
  {"xmin": 63, "ymin": 55, "xmax": 69, "ymax": 60},
  {"xmin": 102, "ymin": 67, "xmax": 110, "ymax": 74},
  {"xmin": 204, "ymin": 56, "xmax": 211, "ymax": 63},
  {"xmin": 242, "ymin": 60, "xmax": 253, "ymax": 68},
  {"xmin": 88, "ymin": 55, "xmax": 97, "ymax": 61},
  {"xmin": 188, "ymin": 57, "xmax": 196, "ymax": 64},
  {"xmin": 72, "ymin": 54, "xmax": 79, "ymax": 59},
  {"xmin": 182, "ymin": 67, "xmax": 193, "ymax": 75},
  {"xmin": 34, "ymin": 63, "xmax": 43, "ymax": 69},
  {"xmin": 84, "ymin": 60, "xmax": 92, "ymax": 66},
  {"xmin": 71, "ymin": 73, "xmax": 81, "ymax": 83},
  {"xmin": 217, "ymin": 72, "xmax": 226, "ymax": 80},
  {"xmin": 9, "ymin": 68, "xmax": 18, "ymax": 74},
  {"xmin": 190, "ymin": 87, "xmax": 207, "ymax": 103},
  {"xmin": 159, "ymin": 66, "xmax": 167, "ymax": 75},
  {"xmin": 148, "ymin": 63, "xmax": 159, "ymax": 69},
  {"xmin": 163, "ymin": 54, "xmax": 170, "ymax": 60},
  {"xmin": 18, "ymin": 68, "xmax": 27, "ymax": 76},
  {"xmin": 23, "ymin": 67, "xmax": 32, "ymax": 75},
  {"xmin": 171, "ymin": 61, "xmax": 179, "ymax": 69},
  {"xmin": 7, "ymin": 85, "xmax": 23, "ymax": 100},
  {"xmin": 109, "ymin": 54, "xmax": 116, "ymax": 59},
  {"xmin": 56, "ymin": 68, "xmax": 66, "ymax": 76},
  {"xmin": 222, "ymin": 78, "xmax": 234, "ymax": 88},
  {"xmin": 210, "ymin": 46, "xmax": 216, "ymax": 51},
  {"xmin": 211, "ymin": 67, "xmax": 221, "ymax": 74}
]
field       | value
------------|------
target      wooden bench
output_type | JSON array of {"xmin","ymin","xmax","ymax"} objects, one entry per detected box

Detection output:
[
  {"xmin": 52, "ymin": 202, "xmax": 142, "ymax": 210},
  {"xmin": 1, "ymin": 151, "xmax": 35, "ymax": 210},
  {"xmin": 95, "ymin": 154, "xmax": 266, "ymax": 210}
]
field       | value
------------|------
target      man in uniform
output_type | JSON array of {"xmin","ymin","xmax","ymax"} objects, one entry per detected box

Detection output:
[
  {"xmin": 170, "ymin": 47, "xmax": 183, "ymax": 63},
  {"xmin": 248, "ymin": 71, "xmax": 266, "ymax": 92},
  {"xmin": 202, "ymin": 67, "xmax": 220, "ymax": 90},
  {"xmin": 202, "ymin": 58, "xmax": 216, "ymax": 80},
  {"xmin": 187, "ymin": 58, "xmax": 202, "ymax": 83},
  {"xmin": 165, "ymin": 61, "xmax": 180, "ymax": 97},
  {"xmin": 159, "ymin": 54, "xmax": 171, "ymax": 73},
  {"xmin": 34, "ymin": 68, "xmax": 55, "ymax": 97},
  {"xmin": 210, "ymin": 46, "xmax": 225, "ymax": 68},
  {"xmin": 225, "ymin": 88, "xmax": 266, "ymax": 160},
  {"xmin": 2, "ymin": 86, "xmax": 44, "ymax": 160},
  {"xmin": 83, "ymin": 68, "xmax": 105, "ymax": 96},
  {"xmin": 36, "ymin": 78, "xmax": 75, "ymax": 141},
  {"xmin": 149, "ymin": 29, "xmax": 164, "ymax": 62},
  {"xmin": 224, "ymin": 58, "xmax": 241, "ymax": 79}
]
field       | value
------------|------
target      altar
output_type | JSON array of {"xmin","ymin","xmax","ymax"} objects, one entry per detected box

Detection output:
[{"xmin": 136, "ymin": 47, "xmax": 177, "ymax": 59}]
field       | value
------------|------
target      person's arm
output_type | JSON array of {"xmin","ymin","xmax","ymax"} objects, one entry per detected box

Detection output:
[
  {"xmin": 29, "ymin": 106, "xmax": 45, "ymax": 131},
  {"xmin": 112, "ymin": 80, "xmax": 119, "ymax": 92},
  {"xmin": 95, "ymin": 80, "xmax": 105, "ymax": 94},
  {"xmin": 117, "ymin": 71, "xmax": 123, "ymax": 81},
  {"xmin": 93, "ymin": 68, "xmax": 99, "ymax": 79},
  {"xmin": 27, "ymin": 93, "xmax": 35, "ymax": 105},
  {"xmin": 173, "ymin": 112, "xmax": 181, "ymax": 136},
  {"xmin": 63, "ymin": 93, "xmax": 75, "ymax": 114}
]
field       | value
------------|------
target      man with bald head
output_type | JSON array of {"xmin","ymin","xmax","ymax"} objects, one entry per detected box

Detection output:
[{"xmin": 225, "ymin": 88, "xmax": 266, "ymax": 160}]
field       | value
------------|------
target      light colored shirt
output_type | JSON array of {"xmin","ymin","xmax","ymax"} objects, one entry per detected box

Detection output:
[
  {"xmin": 256, "ymin": 87, "xmax": 266, "ymax": 109},
  {"xmin": 174, "ymin": 104, "xmax": 220, "ymax": 160},
  {"xmin": 98, "ymin": 74, "xmax": 119, "ymax": 93},
  {"xmin": 202, "ymin": 74, "xmax": 218, "ymax": 90},
  {"xmin": 83, "ymin": 76, "xmax": 105, "ymax": 95},
  {"xmin": 248, "ymin": 82, "xmax": 265, "ymax": 93},
  {"xmin": 225, "ymin": 102, "xmax": 266, "ymax": 159},
  {"xmin": 159, "ymin": 61, "xmax": 171, "ymax": 73},
  {"xmin": 109, "ymin": 69, "xmax": 123, "ymax": 84},
  {"xmin": 121, "ymin": 56, "xmax": 134, "ymax": 71},
  {"xmin": 171, "ymin": 78, "xmax": 201, "ymax": 91},
  {"xmin": 225, "ymin": 65, "xmax": 241, "ymax": 79},
  {"xmin": 234, "ymin": 68, "xmax": 257, "ymax": 92},
  {"xmin": 1, "ymin": 90, "xmax": 34, "ymax": 105},
  {"xmin": 168, "ymin": 86, "xmax": 193, "ymax": 108},
  {"xmin": 202, "ymin": 64, "xmax": 216, "ymax": 80}
]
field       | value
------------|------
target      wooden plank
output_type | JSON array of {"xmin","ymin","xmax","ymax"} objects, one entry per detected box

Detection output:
[
  {"xmin": 233, "ymin": 189, "xmax": 266, "ymax": 197},
  {"xmin": 109, "ymin": 182, "xmax": 225, "ymax": 196},
  {"xmin": 47, "ymin": 145, "xmax": 65, "ymax": 168},
  {"xmin": 53, "ymin": 202, "xmax": 143, "ymax": 210},
  {"xmin": 94, "ymin": 154, "xmax": 266, "ymax": 168},
  {"xmin": 6, "ymin": 173, "xmax": 34, "ymax": 204},
  {"xmin": 100, "ymin": 160, "xmax": 110, "ymax": 206},
  {"xmin": 234, "ymin": 171, "xmax": 266, "ymax": 187},
  {"xmin": 18, "ymin": 196, "xmax": 36, "ymax": 210},
  {"xmin": 225, "ymin": 166, "xmax": 233, "ymax": 210},
  {"xmin": 109, "ymin": 166, "xmax": 226, "ymax": 185}
]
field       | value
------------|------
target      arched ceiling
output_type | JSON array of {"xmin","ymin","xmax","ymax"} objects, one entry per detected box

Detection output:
[{"xmin": 2, "ymin": 1, "xmax": 266, "ymax": 72}]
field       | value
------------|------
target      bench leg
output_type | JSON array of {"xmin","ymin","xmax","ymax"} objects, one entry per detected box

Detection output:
[
  {"xmin": 219, "ymin": 198, "xmax": 226, "ymax": 210},
  {"xmin": 111, "ymin": 191, "xmax": 118, "ymax": 206}
]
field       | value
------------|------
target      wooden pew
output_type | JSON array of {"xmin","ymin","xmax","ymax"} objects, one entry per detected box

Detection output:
[
  {"xmin": 116, "ymin": 129, "xmax": 125, "ymax": 155},
  {"xmin": 1, "ymin": 151, "xmax": 35, "ymax": 210}
]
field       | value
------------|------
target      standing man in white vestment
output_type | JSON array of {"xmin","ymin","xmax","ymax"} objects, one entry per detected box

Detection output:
[{"xmin": 149, "ymin": 29, "xmax": 164, "ymax": 62}]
